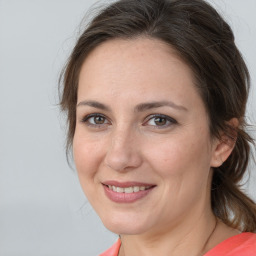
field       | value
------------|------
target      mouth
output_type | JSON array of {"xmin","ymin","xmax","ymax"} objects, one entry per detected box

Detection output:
[
  {"xmin": 102, "ymin": 181, "xmax": 156, "ymax": 203},
  {"xmin": 104, "ymin": 184, "xmax": 153, "ymax": 193}
]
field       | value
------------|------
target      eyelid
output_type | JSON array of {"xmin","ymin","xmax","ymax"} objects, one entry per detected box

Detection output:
[
  {"xmin": 80, "ymin": 113, "xmax": 111, "ymax": 127},
  {"xmin": 81, "ymin": 113, "xmax": 104, "ymax": 121},
  {"xmin": 143, "ymin": 114, "xmax": 177, "ymax": 128},
  {"xmin": 80, "ymin": 113, "xmax": 177, "ymax": 129}
]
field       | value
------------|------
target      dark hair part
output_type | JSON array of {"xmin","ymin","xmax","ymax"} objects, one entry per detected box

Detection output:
[{"xmin": 60, "ymin": 0, "xmax": 256, "ymax": 232}]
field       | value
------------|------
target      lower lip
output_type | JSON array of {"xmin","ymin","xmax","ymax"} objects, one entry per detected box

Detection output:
[{"xmin": 103, "ymin": 185, "xmax": 154, "ymax": 203}]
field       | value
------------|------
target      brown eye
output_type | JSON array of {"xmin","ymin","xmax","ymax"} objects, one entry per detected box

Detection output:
[
  {"xmin": 82, "ymin": 114, "xmax": 110, "ymax": 127},
  {"xmin": 94, "ymin": 116, "xmax": 106, "ymax": 124},
  {"xmin": 154, "ymin": 117, "xmax": 167, "ymax": 126},
  {"xmin": 144, "ymin": 114, "xmax": 177, "ymax": 129}
]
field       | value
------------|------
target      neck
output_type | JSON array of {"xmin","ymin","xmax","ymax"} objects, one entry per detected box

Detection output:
[{"xmin": 119, "ymin": 209, "xmax": 217, "ymax": 256}]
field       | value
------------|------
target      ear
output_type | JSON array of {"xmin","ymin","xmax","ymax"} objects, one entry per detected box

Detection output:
[{"xmin": 210, "ymin": 118, "xmax": 238, "ymax": 168}]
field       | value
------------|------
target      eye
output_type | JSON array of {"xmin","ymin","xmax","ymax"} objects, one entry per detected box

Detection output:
[
  {"xmin": 81, "ymin": 113, "xmax": 110, "ymax": 127},
  {"xmin": 143, "ymin": 114, "xmax": 177, "ymax": 128}
]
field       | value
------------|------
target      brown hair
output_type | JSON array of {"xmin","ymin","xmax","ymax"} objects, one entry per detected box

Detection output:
[{"xmin": 59, "ymin": 0, "xmax": 256, "ymax": 232}]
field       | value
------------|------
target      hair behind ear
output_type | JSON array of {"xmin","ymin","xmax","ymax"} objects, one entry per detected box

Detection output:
[{"xmin": 211, "ymin": 128, "xmax": 256, "ymax": 232}]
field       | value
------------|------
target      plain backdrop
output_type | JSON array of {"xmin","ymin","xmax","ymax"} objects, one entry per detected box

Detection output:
[{"xmin": 0, "ymin": 0, "xmax": 255, "ymax": 255}]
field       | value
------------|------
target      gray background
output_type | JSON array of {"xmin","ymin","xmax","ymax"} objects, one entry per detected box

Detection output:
[{"xmin": 0, "ymin": 0, "xmax": 255, "ymax": 255}]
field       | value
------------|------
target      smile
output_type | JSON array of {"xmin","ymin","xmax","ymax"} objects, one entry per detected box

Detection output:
[
  {"xmin": 107, "ymin": 185, "xmax": 152, "ymax": 193},
  {"xmin": 102, "ymin": 181, "xmax": 156, "ymax": 203}
]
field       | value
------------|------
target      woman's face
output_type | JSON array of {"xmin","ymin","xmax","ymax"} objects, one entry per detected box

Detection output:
[{"xmin": 74, "ymin": 38, "xmax": 218, "ymax": 235}]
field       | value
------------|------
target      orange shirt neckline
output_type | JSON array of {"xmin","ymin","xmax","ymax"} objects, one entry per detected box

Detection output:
[
  {"xmin": 100, "ymin": 232, "xmax": 256, "ymax": 256},
  {"xmin": 99, "ymin": 238, "xmax": 121, "ymax": 256},
  {"xmin": 204, "ymin": 232, "xmax": 256, "ymax": 256}
]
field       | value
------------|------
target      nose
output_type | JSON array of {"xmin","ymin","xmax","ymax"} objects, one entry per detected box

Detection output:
[{"xmin": 104, "ymin": 128, "xmax": 143, "ymax": 172}]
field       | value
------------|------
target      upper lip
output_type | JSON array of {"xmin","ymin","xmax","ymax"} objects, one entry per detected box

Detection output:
[{"xmin": 102, "ymin": 180, "xmax": 156, "ymax": 188}]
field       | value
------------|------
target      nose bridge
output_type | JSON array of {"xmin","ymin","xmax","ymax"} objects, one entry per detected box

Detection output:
[
  {"xmin": 112, "ymin": 125, "xmax": 133, "ymax": 147},
  {"xmin": 104, "ymin": 124, "xmax": 142, "ymax": 171}
]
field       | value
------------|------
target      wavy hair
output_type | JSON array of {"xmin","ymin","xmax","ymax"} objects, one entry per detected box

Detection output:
[{"xmin": 59, "ymin": 0, "xmax": 256, "ymax": 231}]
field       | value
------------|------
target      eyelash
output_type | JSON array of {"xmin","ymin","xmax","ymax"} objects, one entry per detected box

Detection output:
[
  {"xmin": 81, "ymin": 113, "xmax": 110, "ymax": 128},
  {"xmin": 80, "ymin": 113, "xmax": 177, "ymax": 129},
  {"xmin": 143, "ymin": 114, "xmax": 177, "ymax": 129}
]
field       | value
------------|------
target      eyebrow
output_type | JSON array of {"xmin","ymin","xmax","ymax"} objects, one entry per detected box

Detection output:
[
  {"xmin": 77, "ymin": 100, "xmax": 110, "ymax": 111},
  {"xmin": 134, "ymin": 101, "xmax": 188, "ymax": 112},
  {"xmin": 77, "ymin": 100, "xmax": 188, "ymax": 112}
]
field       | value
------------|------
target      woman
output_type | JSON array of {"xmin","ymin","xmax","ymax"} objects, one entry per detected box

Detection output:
[{"xmin": 60, "ymin": 0, "xmax": 256, "ymax": 255}]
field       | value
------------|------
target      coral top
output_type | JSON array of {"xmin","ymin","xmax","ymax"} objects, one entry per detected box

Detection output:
[{"xmin": 99, "ymin": 233, "xmax": 256, "ymax": 256}]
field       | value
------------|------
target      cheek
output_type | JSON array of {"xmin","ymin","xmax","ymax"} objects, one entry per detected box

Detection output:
[
  {"xmin": 73, "ymin": 132, "xmax": 108, "ymax": 211},
  {"xmin": 144, "ymin": 128, "xmax": 212, "ymax": 182},
  {"xmin": 73, "ymin": 131, "xmax": 105, "ymax": 185},
  {"xmin": 143, "ymin": 131, "xmax": 213, "ymax": 217}
]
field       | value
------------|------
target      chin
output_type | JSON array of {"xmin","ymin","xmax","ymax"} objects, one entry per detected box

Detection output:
[
  {"xmin": 100, "ymin": 213, "xmax": 151, "ymax": 235},
  {"xmin": 104, "ymin": 224, "xmax": 147, "ymax": 236}
]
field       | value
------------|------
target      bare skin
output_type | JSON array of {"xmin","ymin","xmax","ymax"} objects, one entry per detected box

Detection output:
[
  {"xmin": 118, "ymin": 204, "xmax": 239, "ymax": 256},
  {"xmin": 74, "ymin": 37, "xmax": 239, "ymax": 256}
]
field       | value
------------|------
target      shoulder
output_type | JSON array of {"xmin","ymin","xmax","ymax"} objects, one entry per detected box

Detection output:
[
  {"xmin": 205, "ymin": 232, "xmax": 256, "ymax": 256},
  {"xmin": 99, "ymin": 239, "xmax": 121, "ymax": 256}
]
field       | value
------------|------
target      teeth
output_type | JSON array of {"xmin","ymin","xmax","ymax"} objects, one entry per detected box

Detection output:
[
  {"xmin": 116, "ymin": 187, "xmax": 124, "ymax": 193},
  {"xmin": 107, "ymin": 185, "xmax": 151, "ymax": 193},
  {"xmin": 133, "ymin": 186, "xmax": 140, "ymax": 192},
  {"xmin": 124, "ymin": 187, "xmax": 133, "ymax": 193}
]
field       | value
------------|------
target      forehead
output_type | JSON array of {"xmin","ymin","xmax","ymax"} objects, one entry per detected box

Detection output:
[{"xmin": 77, "ymin": 37, "xmax": 199, "ymax": 107}]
